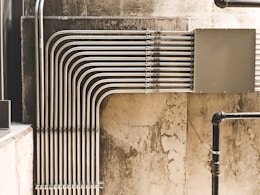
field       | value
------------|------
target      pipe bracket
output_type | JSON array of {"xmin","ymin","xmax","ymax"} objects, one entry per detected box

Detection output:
[{"xmin": 211, "ymin": 161, "xmax": 220, "ymax": 176}]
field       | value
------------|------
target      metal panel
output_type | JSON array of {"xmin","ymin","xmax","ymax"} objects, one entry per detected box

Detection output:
[
  {"xmin": 0, "ymin": 100, "xmax": 11, "ymax": 130},
  {"xmin": 193, "ymin": 29, "xmax": 255, "ymax": 93}
]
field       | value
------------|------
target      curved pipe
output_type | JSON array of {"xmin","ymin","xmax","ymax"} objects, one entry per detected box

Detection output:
[
  {"xmin": 211, "ymin": 111, "xmax": 260, "ymax": 195},
  {"xmin": 93, "ymin": 86, "xmax": 184, "ymax": 194},
  {"xmin": 47, "ymin": 33, "xmax": 193, "ymax": 128},
  {"xmin": 214, "ymin": 0, "xmax": 260, "ymax": 8},
  {"xmin": 37, "ymin": 29, "xmax": 194, "ymax": 193}
]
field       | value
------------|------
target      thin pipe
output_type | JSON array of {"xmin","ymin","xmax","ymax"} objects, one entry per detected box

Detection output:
[
  {"xmin": 211, "ymin": 111, "xmax": 260, "ymax": 195},
  {"xmin": 40, "ymin": 29, "xmax": 194, "ymax": 194},
  {"xmin": 34, "ymin": 0, "xmax": 41, "ymax": 194},
  {"xmin": 93, "ymin": 87, "xmax": 190, "ymax": 195},
  {"xmin": 214, "ymin": 0, "xmax": 260, "ymax": 8}
]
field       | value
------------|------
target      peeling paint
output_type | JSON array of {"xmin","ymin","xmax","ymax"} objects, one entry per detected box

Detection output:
[{"xmin": 101, "ymin": 93, "xmax": 187, "ymax": 195}]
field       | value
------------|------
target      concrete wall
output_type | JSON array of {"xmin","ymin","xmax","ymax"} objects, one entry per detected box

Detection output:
[
  {"xmin": 22, "ymin": 0, "xmax": 260, "ymax": 194},
  {"xmin": 0, "ymin": 125, "xmax": 33, "ymax": 195}
]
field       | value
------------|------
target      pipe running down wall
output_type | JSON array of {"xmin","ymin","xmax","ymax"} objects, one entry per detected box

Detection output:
[
  {"xmin": 35, "ymin": 2, "xmax": 194, "ymax": 194},
  {"xmin": 211, "ymin": 112, "xmax": 260, "ymax": 195},
  {"xmin": 214, "ymin": 0, "xmax": 260, "ymax": 8}
]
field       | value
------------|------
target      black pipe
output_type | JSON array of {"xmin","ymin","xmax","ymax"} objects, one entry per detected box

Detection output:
[
  {"xmin": 211, "ymin": 111, "xmax": 260, "ymax": 195},
  {"xmin": 214, "ymin": 0, "xmax": 260, "ymax": 8}
]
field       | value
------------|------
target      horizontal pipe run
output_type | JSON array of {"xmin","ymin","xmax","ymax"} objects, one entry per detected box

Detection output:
[
  {"xmin": 37, "ymin": 29, "xmax": 195, "ymax": 195},
  {"xmin": 212, "ymin": 111, "xmax": 260, "ymax": 124}
]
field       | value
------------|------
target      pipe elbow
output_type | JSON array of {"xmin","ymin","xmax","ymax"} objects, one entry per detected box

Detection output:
[
  {"xmin": 214, "ymin": 0, "xmax": 227, "ymax": 8},
  {"xmin": 212, "ymin": 111, "xmax": 225, "ymax": 124}
]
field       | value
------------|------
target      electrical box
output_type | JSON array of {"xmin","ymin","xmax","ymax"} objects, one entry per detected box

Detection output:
[{"xmin": 193, "ymin": 29, "xmax": 256, "ymax": 93}]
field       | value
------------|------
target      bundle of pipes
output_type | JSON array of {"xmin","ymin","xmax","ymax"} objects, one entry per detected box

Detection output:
[
  {"xmin": 35, "ymin": 1, "xmax": 193, "ymax": 195},
  {"xmin": 35, "ymin": 27, "xmax": 194, "ymax": 195},
  {"xmin": 255, "ymin": 32, "xmax": 260, "ymax": 90}
]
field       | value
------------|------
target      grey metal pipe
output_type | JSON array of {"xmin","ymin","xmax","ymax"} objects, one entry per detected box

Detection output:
[
  {"xmin": 39, "ymin": 29, "xmax": 194, "ymax": 194},
  {"xmin": 34, "ymin": 1, "xmax": 41, "ymax": 195},
  {"xmin": 214, "ymin": 0, "xmax": 260, "ymax": 8},
  {"xmin": 92, "ymin": 86, "xmax": 190, "ymax": 195},
  {"xmin": 76, "ymin": 69, "xmax": 191, "ymax": 194},
  {"xmin": 211, "ymin": 111, "xmax": 260, "ymax": 195}
]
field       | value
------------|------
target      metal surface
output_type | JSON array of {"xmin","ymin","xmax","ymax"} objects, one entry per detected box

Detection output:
[
  {"xmin": 211, "ymin": 111, "xmax": 260, "ymax": 195},
  {"xmin": 34, "ymin": 26, "xmax": 194, "ymax": 194},
  {"xmin": 214, "ymin": 0, "xmax": 260, "ymax": 8},
  {"xmin": 255, "ymin": 31, "xmax": 260, "ymax": 90},
  {"xmin": 194, "ymin": 29, "xmax": 256, "ymax": 93},
  {"xmin": 33, "ymin": 5, "xmax": 258, "ymax": 194}
]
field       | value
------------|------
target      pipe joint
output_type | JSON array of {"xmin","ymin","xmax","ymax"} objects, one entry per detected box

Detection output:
[
  {"xmin": 211, "ymin": 111, "xmax": 225, "ymax": 124},
  {"xmin": 214, "ymin": 0, "xmax": 227, "ymax": 8},
  {"xmin": 211, "ymin": 161, "xmax": 220, "ymax": 176}
]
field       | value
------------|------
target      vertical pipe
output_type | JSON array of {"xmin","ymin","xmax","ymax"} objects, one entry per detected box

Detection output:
[
  {"xmin": 211, "ymin": 123, "xmax": 220, "ymax": 195},
  {"xmin": 38, "ymin": 1, "xmax": 46, "ymax": 195},
  {"xmin": 34, "ymin": 0, "xmax": 41, "ymax": 194}
]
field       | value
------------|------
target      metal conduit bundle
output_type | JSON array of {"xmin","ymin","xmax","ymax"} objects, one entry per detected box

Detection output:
[
  {"xmin": 35, "ymin": 29, "xmax": 194, "ymax": 195},
  {"xmin": 255, "ymin": 31, "xmax": 260, "ymax": 90},
  {"xmin": 35, "ymin": 2, "xmax": 194, "ymax": 194}
]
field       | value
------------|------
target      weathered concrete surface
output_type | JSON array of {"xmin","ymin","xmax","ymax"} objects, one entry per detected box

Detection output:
[
  {"xmin": 24, "ymin": 0, "xmax": 153, "ymax": 16},
  {"xmin": 187, "ymin": 93, "xmax": 260, "ymax": 195},
  {"xmin": 100, "ymin": 93, "xmax": 187, "ymax": 195},
  {"xmin": 24, "ymin": 0, "xmax": 260, "ymax": 29},
  {"xmin": 21, "ymin": 0, "xmax": 260, "ymax": 195},
  {"xmin": 0, "ymin": 124, "xmax": 33, "ymax": 195}
]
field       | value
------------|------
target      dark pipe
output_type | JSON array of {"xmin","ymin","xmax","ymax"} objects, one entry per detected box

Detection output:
[
  {"xmin": 211, "ymin": 111, "xmax": 260, "ymax": 195},
  {"xmin": 214, "ymin": 0, "xmax": 260, "ymax": 8}
]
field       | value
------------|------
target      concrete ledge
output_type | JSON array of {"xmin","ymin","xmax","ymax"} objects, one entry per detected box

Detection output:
[{"xmin": 0, "ymin": 124, "xmax": 33, "ymax": 195}]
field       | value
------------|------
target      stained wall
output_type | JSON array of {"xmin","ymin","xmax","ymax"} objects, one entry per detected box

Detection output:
[{"xmin": 22, "ymin": 0, "xmax": 260, "ymax": 194}]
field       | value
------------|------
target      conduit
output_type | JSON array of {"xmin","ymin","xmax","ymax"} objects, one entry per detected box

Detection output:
[
  {"xmin": 211, "ymin": 111, "xmax": 260, "ymax": 195},
  {"xmin": 34, "ymin": 1, "xmax": 194, "ymax": 193},
  {"xmin": 214, "ymin": 0, "xmax": 260, "ymax": 8}
]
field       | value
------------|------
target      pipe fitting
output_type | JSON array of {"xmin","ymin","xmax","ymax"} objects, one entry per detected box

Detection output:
[
  {"xmin": 214, "ymin": 0, "xmax": 227, "ymax": 8},
  {"xmin": 211, "ymin": 111, "xmax": 225, "ymax": 124}
]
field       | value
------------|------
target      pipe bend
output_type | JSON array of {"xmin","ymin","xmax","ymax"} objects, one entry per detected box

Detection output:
[
  {"xmin": 211, "ymin": 111, "xmax": 225, "ymax": 124},
  {"xmin": 214, "ymin": 0, "xmax": 227, "ymax": 8}
]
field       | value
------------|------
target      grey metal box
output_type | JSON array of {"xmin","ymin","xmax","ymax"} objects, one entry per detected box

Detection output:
[
  {"xmin": 193, "ymin": 29, "xmax": 256, "ymax": 93},
  {"xmin": 0, "ymin": 100, "xmax": 11, "ymax": 129}
]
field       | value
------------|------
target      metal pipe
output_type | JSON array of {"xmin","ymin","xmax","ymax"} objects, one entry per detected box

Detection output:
[
  {"xmin": 34, "ymin": 0, "xmax": 41, "ymax": 194},
  {"xmin": 214, "ymin": 0, "xmax": 260, "ymax": 8},
  {"xmin": 38, "ymin": 29, "xmax": 194, "ymax": 194},
  {"xmin": 93, "ymin": 87, "xmax": 188, "ymax": 195},
  {"xmin": 211, "ymin": 111, "xmax": 260, "ymax": 195}
]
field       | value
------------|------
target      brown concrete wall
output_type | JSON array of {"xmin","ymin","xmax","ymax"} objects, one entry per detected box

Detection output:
[
  {"xmin": 100, "ymin": 93, "xmax": 187, "ymax": 195},
  {"xmin": 22, "ymin": 0, "xmax": 260, "ymax": 194},
  {"xmin": 187, "ymin": 93, "xmax": 260, "ymax": 195}
]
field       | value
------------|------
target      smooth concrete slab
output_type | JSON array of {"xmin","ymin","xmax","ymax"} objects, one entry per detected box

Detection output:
[{"xmin": 0, "ymin": 124, "xmax": 33, "ymax": 195}]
